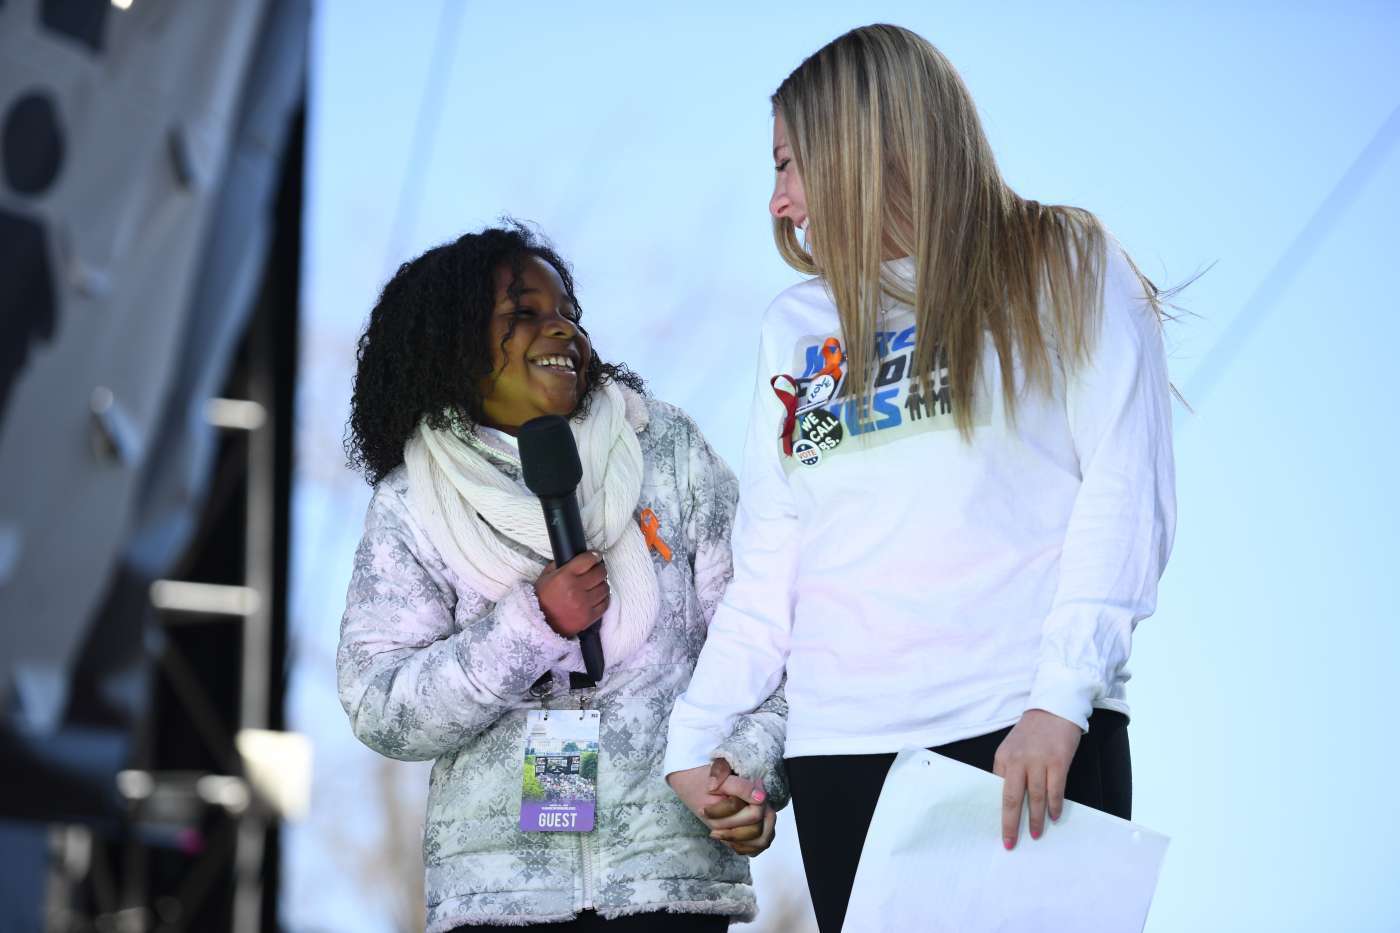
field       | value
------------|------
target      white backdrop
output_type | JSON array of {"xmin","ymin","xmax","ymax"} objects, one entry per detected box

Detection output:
[{"xmin": 286, "ymin": 3, "xmax": 1400, "ymax": 931}]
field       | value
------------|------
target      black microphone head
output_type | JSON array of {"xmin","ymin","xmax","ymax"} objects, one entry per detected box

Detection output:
[{"xmin": 518, "ymin": 415, "xmax": 583, "ymax": 497}]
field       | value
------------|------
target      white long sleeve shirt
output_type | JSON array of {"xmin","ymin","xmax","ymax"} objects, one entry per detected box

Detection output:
[{"xmin": 664, "ymin": 245, "xmax": 1176, "ymax": 771}]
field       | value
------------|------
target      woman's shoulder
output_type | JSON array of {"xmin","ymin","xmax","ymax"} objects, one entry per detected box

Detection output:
[
  {"xmin": 1101, "ymin": 235, "xmax": 1151, "ymax": 299},
  {"xmin": 759, "ymin": 276, "xmax": 836, "ymax": 348},
  {"xmin": 766, "ymin": 275, "xmax": 831, "ymax": 317},
  {"xmin": 1095, "ymin": 233, "xmax": 1164, "ymax": 342}
]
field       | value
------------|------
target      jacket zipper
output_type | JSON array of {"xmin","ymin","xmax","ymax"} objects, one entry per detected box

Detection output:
[
  {"xmin": 580, "ymin": 832, "xmax": 595, "ymax": 911},
  {"xmin": 578, "ymin": 689, "xmax": 595, "ymax": 910}
]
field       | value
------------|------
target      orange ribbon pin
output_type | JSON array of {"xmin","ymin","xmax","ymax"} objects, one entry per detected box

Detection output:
[
  {"xmin": 639, "ymin": 509, "xmax": 672, "ymax": 561},
  {"xmin": 818, "ymin": 337, "xmax": 845, "ymax": 380}
]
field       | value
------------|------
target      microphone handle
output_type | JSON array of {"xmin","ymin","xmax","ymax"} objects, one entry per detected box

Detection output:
[{"xmin": 540, "ymin": 495, "xmax": 604, "ymax": 681}]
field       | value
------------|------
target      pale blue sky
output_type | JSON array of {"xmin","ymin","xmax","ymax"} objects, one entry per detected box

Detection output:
[{"xmin": 288, "ymin": 3, "xmax": 1400, "ymax": 930}]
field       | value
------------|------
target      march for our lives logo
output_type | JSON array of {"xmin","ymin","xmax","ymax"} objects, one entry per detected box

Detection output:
[{"xmin": 780, "ymin": 312, "xmax": 984, "ymax": 472}]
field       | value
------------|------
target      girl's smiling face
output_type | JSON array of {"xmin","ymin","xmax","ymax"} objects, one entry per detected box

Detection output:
[{"xmin": 479, "ymin": 254, "xmax": 591, "ymax": 433}]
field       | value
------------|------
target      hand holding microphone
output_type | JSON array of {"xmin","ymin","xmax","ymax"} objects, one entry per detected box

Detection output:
[
  {"xmin": 518, "ymin": 414, "xmax": 607, "ymax": 680},
  {"xmin": 534, "ymin": 550, "xmax": 609, "ymax": 638}
]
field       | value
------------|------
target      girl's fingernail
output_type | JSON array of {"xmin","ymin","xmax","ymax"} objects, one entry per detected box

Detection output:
[
  {"xmin": 1003, "ymin": 838, "xmax": 1015, "ymax": 850},
  {"xmin": 1030, "ymin": 828, "xmax": 1041, "ymax": 840},
  {"xmin": 752, "ymin": 790, "xmax": 766, "ymax": 802}
]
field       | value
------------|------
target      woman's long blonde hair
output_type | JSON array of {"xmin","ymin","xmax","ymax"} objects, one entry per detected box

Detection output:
[{"xmin": 773, "ymin": 24, "xmax": 1160, "ymax": 434}]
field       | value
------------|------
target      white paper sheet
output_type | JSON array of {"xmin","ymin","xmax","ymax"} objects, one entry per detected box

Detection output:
[{"xmin": 843, "ymin": 747, "xmax": 1169, "ymax": 933}]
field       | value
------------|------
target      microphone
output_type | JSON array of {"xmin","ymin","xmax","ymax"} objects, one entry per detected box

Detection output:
[{"xmin": 518, "ymin": 415, "xmax": 605, "ymax": 682}]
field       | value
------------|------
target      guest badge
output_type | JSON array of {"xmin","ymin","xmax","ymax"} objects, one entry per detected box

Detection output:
[{"xmin": 520, "ymin": 707, "xmax": 600, "ymax": 832}]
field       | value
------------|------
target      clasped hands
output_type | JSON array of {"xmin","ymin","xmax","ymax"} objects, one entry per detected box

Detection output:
[{"xmin": 667, "ymin": 758, "xmax": 776, "ymax": 856}]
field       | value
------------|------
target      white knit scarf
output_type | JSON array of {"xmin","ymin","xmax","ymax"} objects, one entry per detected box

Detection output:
[{"xmin": 403, "ymin": 382, "xmax": 657, "ymax": 671}]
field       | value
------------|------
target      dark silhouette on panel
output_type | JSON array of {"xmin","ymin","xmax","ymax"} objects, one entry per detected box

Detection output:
[
  {"xmin": 0, "ymin": 91, "xmax": 64, "ymax": 435},
  {"xmin": 3, "ymin": 93, "xmax": 64, "ymax": 194},
  {"xmin": 40, "ymin": 0, "xmax": 110, "ymax": 54}
]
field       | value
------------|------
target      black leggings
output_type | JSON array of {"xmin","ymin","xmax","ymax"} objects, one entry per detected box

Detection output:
[
  {"xmin": 453, "ymin": 909, "xmax": 728, "ymax": 932},
  {"xmin": 785, "ymin": 709, "xmax": 1131, "ymax": 933}
]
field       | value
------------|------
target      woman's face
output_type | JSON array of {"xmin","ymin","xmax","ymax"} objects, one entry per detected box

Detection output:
[
  {"xmin": 769, "ymin": 113, "xmax": 808, "ymax": 231},
  {"xmin": 479, "ymin": 255, "xmax": 591, "ymax": 433}
]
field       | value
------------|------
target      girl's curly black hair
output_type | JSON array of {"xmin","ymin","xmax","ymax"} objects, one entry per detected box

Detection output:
[{"xmin": 346, "ymin": 221, "xmax": 644, "ymax": 485}]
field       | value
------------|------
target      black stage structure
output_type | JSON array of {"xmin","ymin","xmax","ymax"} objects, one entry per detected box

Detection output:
[{"xmin": 0, "ymin": 1, "xmax": 309, "ymax": 930}]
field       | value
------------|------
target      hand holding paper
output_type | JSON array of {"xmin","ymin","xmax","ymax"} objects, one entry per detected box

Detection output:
[
  {"xmin": 993, "ymin": 708, "xmax": 1084, "ymax": 848},
  {"xmin": 843, "ymin": 748, "xmax": 1169, "ymax": 933}
]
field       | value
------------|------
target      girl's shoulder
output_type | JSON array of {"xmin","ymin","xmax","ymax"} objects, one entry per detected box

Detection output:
[
  {"xmin": 367, "ymin": 463, "xmax": 414, "ymax": 520},
  {"xmin": 361, "ymin": 464, "xmax": 435, "ymax": 557},
  {"xmin": 638, "ymin": 395, "xmax": 704, "ymax": 451},
  {"xmin": 637, "ymin": 395, "xmax": 729, "ymax": 470}
]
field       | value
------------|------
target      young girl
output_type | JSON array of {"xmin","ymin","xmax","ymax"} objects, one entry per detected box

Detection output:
[
  {"xmin": 339, "ymin": 223, "xmax": 786, "ymax": 932},
  {"xmin": 664, "ymin": 25, "xmax": 1177, "ymax": 933}
]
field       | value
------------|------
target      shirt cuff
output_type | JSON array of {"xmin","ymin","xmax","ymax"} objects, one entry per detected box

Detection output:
[
  {"xmin": 663, "ymin": 720, "xmax": 729, "ymax": 779},
  {"xmin": 1026, "ymin": 661, "xmax": 1097, "ymax": 733}
]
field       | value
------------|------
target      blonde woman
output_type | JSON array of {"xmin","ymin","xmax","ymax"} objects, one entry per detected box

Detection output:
[{"xmin": 663, "ymin": 24, "xmax": 1176, "ymax": 932}]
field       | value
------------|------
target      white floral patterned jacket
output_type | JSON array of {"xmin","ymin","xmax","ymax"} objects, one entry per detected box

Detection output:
[{"xmin": 337, "ymin": 398, "xmax": 788, "ymax": 931}]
